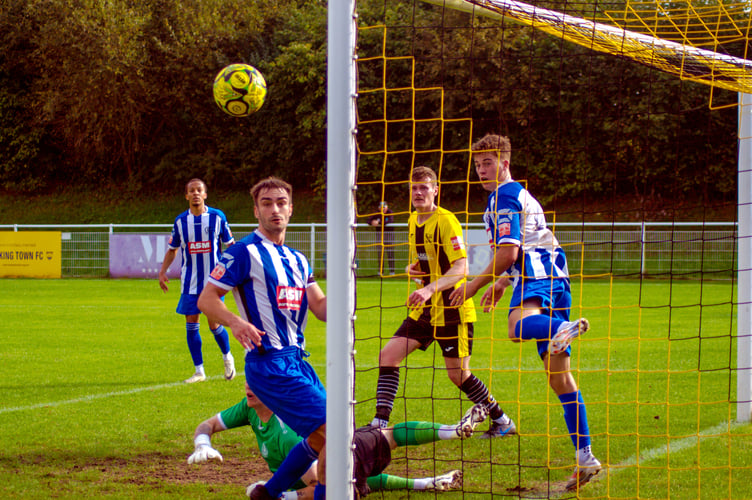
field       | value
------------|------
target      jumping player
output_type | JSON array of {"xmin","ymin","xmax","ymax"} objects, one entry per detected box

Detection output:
[{"xmin": 449, "ymin": 134, "xmax": 601, "ymax": 490}]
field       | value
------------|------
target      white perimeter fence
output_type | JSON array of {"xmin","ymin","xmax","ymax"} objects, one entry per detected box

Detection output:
[{"xmin": 0, "ymin": 222, "xmax": 737, "ymax": 279}]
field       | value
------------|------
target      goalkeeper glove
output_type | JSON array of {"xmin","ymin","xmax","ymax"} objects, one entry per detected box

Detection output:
[{"xmin": 187, "ymin": 434, "xmax": 223, "ymax": 464}]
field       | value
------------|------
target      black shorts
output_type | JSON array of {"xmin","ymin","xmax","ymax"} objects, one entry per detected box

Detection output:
[
  {"xmin": 393, "ymin": 317, "xmax": 474, "ymax": 358},
  {"xmin": 352, "ymin": 426, "xmax": 392, "ymax": 497}
]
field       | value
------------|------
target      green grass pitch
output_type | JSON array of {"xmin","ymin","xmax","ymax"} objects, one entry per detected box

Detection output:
[{"xmin": 0, "ymin": 278, "xmax": 750, "ymax": 499}]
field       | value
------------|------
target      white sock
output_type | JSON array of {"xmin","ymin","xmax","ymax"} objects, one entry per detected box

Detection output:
[
  {"xmin": 195, "ymin": 364, "xmax": 205, "ymax": 376},
  {"xmin": 371, "ymin": 417, "xmax": 388, "ymax": 429},
  {"xmin": 412, "ymin": 478, "xmax": 431, "ymax": 490},
  {"xmin": 437, "ymin": 425, "xmax": 456, "ymax": 440},
  {"xmin": 223, "ymin": 352, "xmax": 233, "ymax": 361},
  {"xmin": 495, "ymin": 414, "xmax": 511, "ymax": 425}
]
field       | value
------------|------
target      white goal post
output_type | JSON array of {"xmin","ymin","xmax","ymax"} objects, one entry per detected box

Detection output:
[
  {"xmin": 738, "ymin": 93, "xmax": 752, "ymax": 423},
  {"xmin": 326, "ymin": 0, "xmax": 357, "ymax": 498}
]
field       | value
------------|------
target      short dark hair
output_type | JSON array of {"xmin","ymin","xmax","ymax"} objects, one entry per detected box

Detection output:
[
  {"xmin": 250, "ymin": 177, "xmax": 293, "ymax": 204},
  {"xmin": 471, "ymin": 134, "xmax": 511, "ymax": 162},
  {"xmin": 185, "ymin": 178, "xmax": 207, "ymax": 193},
  {"xmin": 411, "ymin": 166, "xmax": 437, "ymax": 184}
]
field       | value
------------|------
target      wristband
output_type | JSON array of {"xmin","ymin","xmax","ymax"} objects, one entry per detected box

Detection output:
[{"xmin": 194, "ymin": 434, "xmax": 211, "ymax": 448}]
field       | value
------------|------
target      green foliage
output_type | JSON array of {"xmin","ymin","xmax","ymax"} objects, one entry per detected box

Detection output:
[
  {"xmin": 354, "ymin": 0, "xmax": 738, "ymax": 214},
  {"xmin": 0, "ymin": 87, "xmax": 48, "ymax": 190},
  {"xmin": 0, "ymin": 0, "xmax": 328, "ymax": 194},
  {"xmin": 0, "ymin": 0, "xmax": 739, "ymax": 215}
]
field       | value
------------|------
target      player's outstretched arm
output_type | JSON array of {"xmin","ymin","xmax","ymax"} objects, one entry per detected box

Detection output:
[
  {"xmin": 449, "ymin": 244, "xmax": 517, "ymax": 306},
  {"xmin": 479, "ymin": 276, "xmax": 511, "ymax": 312},
  {"xmin": 187, "ymin": 415, "xmax": 225, "ymax": 464}
]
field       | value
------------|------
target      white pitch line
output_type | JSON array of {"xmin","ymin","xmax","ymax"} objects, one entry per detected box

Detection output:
[
  {"xmin": 0, "ymin": 362, "xmax": 325, "ymax": 415},
  {"xmin": 549, "ymin": 419, "xmax": 745, "ymax": 498},
  {"xmin": 611, "ymin": 420, "xmax": 744, "ymax": 468},
  {"xmin": 0, "ymin": 376, "xmax": 228, "ymax": 414}
]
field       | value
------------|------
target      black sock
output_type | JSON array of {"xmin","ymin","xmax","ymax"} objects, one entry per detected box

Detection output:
[
  {"xmin": 460, "ymin": 374, "xmax": 504, "ymax": 420},
  {"xmin": 374, "ymin": 366, "xmax": 400, "ymax": 421}
]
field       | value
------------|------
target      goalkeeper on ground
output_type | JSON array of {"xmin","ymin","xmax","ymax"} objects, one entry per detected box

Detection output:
[{"xmin": 187, "ymin": 382, "xmax": 489, "ymax": 498}]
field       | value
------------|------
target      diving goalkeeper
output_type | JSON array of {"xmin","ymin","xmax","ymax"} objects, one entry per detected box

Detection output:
[{"xmin": 187, "ymin": 382, "xmax": 489, "ymax": 498}]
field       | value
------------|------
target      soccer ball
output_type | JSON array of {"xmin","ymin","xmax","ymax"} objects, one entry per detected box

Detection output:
[{"xmin": 213, "ymin": 64, "xmax": 267, "ymax": 117}]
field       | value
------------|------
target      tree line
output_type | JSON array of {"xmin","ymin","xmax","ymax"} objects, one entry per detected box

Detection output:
[{"xmin": 0, "ymin": 0, "xmax": 741, "ymax": 215}]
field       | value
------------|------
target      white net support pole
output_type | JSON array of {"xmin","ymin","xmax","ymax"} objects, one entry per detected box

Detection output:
[
  {"xmin": 738, "ymin": 92, "xmax": 752, "ymax": 423},
  {"xmin": 326, "ymin": 0, "xmax": 357, "ymax": 496}
]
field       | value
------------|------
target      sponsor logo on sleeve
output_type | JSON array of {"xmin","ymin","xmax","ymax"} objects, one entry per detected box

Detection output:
[
  {"xmin": 450, "ymin": 235, "xmax": 464, "ymax": 251},
  {"xmin": 210, "ymin": 263, "xmax": 226, "ymax": 280},
  {"xmin": 276, "ymin": 286, "xmax": 304, "ymax": 310}
]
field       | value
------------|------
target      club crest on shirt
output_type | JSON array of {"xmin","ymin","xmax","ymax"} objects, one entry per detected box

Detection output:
[
  {"xmin": 209, "ymin": 263, "xmax": 226, "ymax": 280},
  {"xmin": 276, "ymin": 286, "xmax": 304, "ymax": 310},
  {"xmin": 188, "ymin": 241, "xmax": 212, "ymax": 254}
]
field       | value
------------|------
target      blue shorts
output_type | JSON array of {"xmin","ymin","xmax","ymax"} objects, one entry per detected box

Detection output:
[
  {"xmin": 509, "ymin": 277, "xmax": 572, "ymax": 359},
  {"xmin": 177, "ymin": 293, "xmax": 223, "ymax": 316},
  {"xmin": 244, "ymin": 346, "xmax": 327, "ymax": 438}
]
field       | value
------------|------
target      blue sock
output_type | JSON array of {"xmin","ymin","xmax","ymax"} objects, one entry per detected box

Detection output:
[
  {"xmin": 211, "ymin": 325, "xmax": 231, "ymax": 355},
  {"xmin": 186, "ymin": 322, "xmax": 203, "ymax": 366},
  {"xmin": 264, "ymin": 439, "xmax": 319, "ymax": 497},
  {"xmin": 514, "ymin": 315, "xmax": 565, "ymax": 341},
  {"xmin": 314, "ymin": 483, "xmax": 326, "ymax": 500},
  {"xmin": 559, "ymin": 390, "xmax": 591, "ymax": 450}
]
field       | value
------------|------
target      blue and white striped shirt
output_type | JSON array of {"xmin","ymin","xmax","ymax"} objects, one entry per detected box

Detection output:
[
  {"xmin": 484, "ymin": 180, "xmax": 568, "ymax": 287},
  {"xmin": 207, "ymin": 230, "xmax": 316, "ymax": 352},
  {"xmin": 168, "ymin": 207, "xmax": 234, "ymax": 295}
]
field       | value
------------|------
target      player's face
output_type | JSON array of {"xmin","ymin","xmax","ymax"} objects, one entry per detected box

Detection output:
[
  {"xmin": 254, "ymin": 187, "xmax": 292, "ymax": 235},
  {"xmin": 411, "ymin": 178, "xmax": 438, "ymax": 213},
  {"xmin": 474, "ymin": 152, "xmax": 508, "ymax": 191},
  {"xmin": 185, "ymin": 181, "xmax": 207, "ymax": 207},
  {"xmin": 245, "ymin": 383, "xmax": 266, "ymax": 409}
]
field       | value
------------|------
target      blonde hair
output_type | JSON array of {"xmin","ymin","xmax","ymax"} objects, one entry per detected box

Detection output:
[
  {"xmin": 471, "ymin": 134, "xmax": 511, "ymax": 162},
  {"xmin": 411, "ymin": 166, "xmax": 437, "ymax": 184}
]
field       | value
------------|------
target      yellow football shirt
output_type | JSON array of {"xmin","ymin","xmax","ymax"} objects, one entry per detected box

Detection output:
[{"xmin": 407, "ymin": 206, "xmax": 476, "ymax": 326}]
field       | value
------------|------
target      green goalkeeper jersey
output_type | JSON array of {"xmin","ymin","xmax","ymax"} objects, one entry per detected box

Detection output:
[{"xmin": 219, "ymin": 398, "xmax": 304, "ymax": 473}]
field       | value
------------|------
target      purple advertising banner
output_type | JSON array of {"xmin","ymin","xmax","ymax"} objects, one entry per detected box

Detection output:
[{"xmin": 109, "ymin": 233, "xmax": 182, "ymax": 278}]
